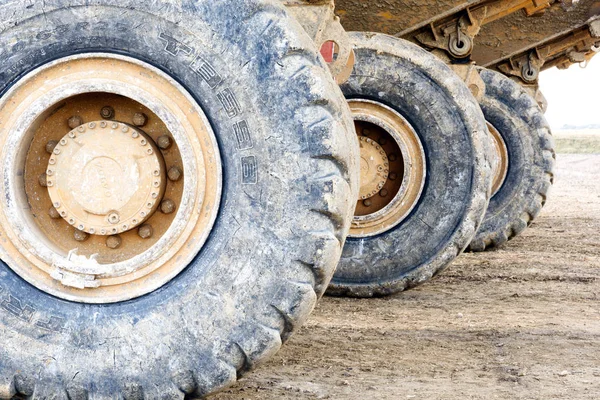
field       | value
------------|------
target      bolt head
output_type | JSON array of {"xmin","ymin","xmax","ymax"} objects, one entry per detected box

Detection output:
[
  {"xmin": 106, "ymin": 235, "xmax": 123, "ymax": 249},
  {"xmin": 108, "ymin": 212, "xmax": 120, "ymax": 225},
  {"xmin": 138, "ymin": 224, "xmax": 153, "ymax": 239},
  {"xmin": 389, "ymin": 153, "xmax": 398, "ymax": 162},
  {"xmin": 45, "ymin": 140, "xmax": 58, "ymax": 154},
  {"xmin": 73, "ymin": 229, "xmax": 89, "ymax": 242},
  {"xmin": 157, "ymin": 135, "xmax": 173, "ymax": 150},
  {"xmin": 379, "ymin": 138, "xmax": 388, "ymax": 146},
  {"xmin": 380, "ymin": 189, "xmax": 389, "ymax": 197},
  {"xmin": 133, "ymin": 112, "xmax": 148, "ymax": 127},
  {"xmin": 363, "ymin": 199, "xmax": 372, "ymax": 207},
  {"xmin": 100, "ymin": 106, "xmax": 115, "ymax": 120},
  {"xmin": 48, "ymin": 206, "xmax": 61, "ymax": 219},
  {"xmin": 160, "ymin": 199, "xmax": 176, "ymax": 214},
  {"xmin": 67, "ymin": 116, "xmax": 84, "ymax": 129},
  {"xmin": 168, "ymin": 166, "xmax": 182, "ymax": 182},
  {"xmin": 389, "ymin": 173, "xmax": 398, "ymax": 181},
  {"xmin": 362, "ymin": 129, "xmax": 371, "ymax": 137},
  {"xmin": 38, "ymin": 173, "xmax": 48, "ymax": 188}
]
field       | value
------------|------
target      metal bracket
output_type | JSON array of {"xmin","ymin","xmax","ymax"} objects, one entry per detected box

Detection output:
[
  {"xmin": 415, "ymin": 0, "xmax": 553, "ymax": 60},
  {"xmin": 283, "ymin": 0, "xmax": 354, "ymax": 83}
]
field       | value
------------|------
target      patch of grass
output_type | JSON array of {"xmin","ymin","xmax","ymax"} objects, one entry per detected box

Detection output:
[{"xmin": 553, "ymin": 130, "xmax": 600, "ymax": 154}]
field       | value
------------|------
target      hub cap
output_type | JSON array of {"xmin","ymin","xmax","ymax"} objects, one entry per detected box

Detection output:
[
  {"xmin": 350, "ymin": 100, "xmax": 426, "ymax": 238},
  {"xmin": 48, "ymin": 122, "xmax": 166, "ymax": 235},
  {"xmin": 0, "ymin": 54, "xmax": 222, "ymax": 303}
]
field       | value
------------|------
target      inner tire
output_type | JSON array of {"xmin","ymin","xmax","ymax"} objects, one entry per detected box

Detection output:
[
  {"xmin": 327, "ymin": 33, "xmax": 491, "ymax": 298},
  {"xmin": 468, "ymin": 68, "xmax": 555, "ymax": 252},
  {"xmin": 0, "ymin": 1, "xmax": 358, "ymax": 397}
]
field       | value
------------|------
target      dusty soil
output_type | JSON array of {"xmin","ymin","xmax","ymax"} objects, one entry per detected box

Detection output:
[{"xmin": 213, "ymin": 154, "xmax": 600, "ymax": 400}]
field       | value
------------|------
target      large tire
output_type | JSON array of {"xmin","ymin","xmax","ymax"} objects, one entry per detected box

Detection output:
[
  {"xmin": 327, "ymin": 33, "xmax": 491, "ymax": 297},
  {"xmin": 469, "ymin": 69, "xmax": 555, "ymax": 251},
  {"xmin": 0, "ymin": 1, "xmax": 359, "ymax": 398}
]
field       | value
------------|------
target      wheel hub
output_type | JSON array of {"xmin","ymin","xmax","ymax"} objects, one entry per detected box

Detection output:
[
  {"xmin": 358, "ymin": 136, "xmax": 389, "ymax": 200},
  {"xmin": 47, "ymin": 121, "xmax": 166, "ymax": 235}
]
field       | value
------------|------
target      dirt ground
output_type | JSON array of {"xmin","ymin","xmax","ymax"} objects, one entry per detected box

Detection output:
[{"xmin": 213, "ymin": 153, "xmax": 600, "ymax": 400}]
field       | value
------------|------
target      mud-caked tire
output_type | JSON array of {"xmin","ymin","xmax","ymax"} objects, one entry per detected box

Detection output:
[
  {"xmin": 469, "ymin": 69, "xmax": 555, "ymax": 252},
  {"xmin": 327, "ymin": 33, "xmax": 491, "ymax": 297},
  {"xmin": 0, "ymin": 1, "xmax": 359, "ymax": 398}
]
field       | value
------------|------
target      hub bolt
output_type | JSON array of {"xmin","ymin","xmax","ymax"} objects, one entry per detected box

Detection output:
[
  {"xmin": 160, "ymin": 199, "xmax": 176, "ymax": 214},
  {"xmin": 157, "ymin": 135, "xmax": 172, "ymax": 150},
  {"xmin": 68, "ymin": 116, "xmax": 84, "ymax": 129},
  {"xmin": 138, "ymin": 224, "xmax": 153, "ymax": 239},
  {"xmin": 132, "ymin": 112, "xmax": 148, "ymax": 127},
  {"xmin": 363, "ymin": 129, "xmax": 371, "ymax": 137},
  {"xmin": 168, "ymin": 166, "xmax": 182, "ymax": 182},
  {"xmin": 389, "ymin": 153, "xmax": 398, "ymax": 162},
  {"xmin": 48, "ymin": 206, "xmax": 61, "ymax": 219},
  {"xmin": 363, "ymin": 199, "xmax": 372, "ymax": 207},
  {"xmin": 106, "ymin": 235, "xmax": 123, "ymax": 249},
  {"xmin": 45, "ymin": 140, "xmax": 58, "ymax": 154},
  {"xmin": 379, "ymin": 138, "xmax": 388, "ymax": 146},
  {"xmin": 73, "ymin": 229, "xmax": 89, "ymax": 242},
  {"xmin": 380, "ymin": 189, "xmax": 389, "ymax": 197},
  {"xmin": 100, "ymin": 106, "xmax": 115, "ymax": 120},
  {"xmin": 38, "ymin": 173, "xmax": 48, "ymax": 187},
  {"xmin": 108, "ymin": 212, "xmax": 120, "ymax": 225},
  {"xmin": 389, "ymin": 172, "xmax": 398, "ymax": 181}
]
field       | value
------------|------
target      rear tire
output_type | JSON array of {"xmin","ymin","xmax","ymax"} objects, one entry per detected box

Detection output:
[
  {"xmin": 327, "ymin": 33, "xmax": 491, "ymax": 297},
  {"xmin": 0, "ymin": 1, "xmax": 358, "ymax": 397},
  {"xmin": 469, "ymin": 68, "xmax": 555, "ymax": 252}
]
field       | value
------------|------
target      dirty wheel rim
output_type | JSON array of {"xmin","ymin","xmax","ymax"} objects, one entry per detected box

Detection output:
[
  {"xmin": 349, "ymin": 99, "xmax": 426, "ymax": 238},
  {"xmin": 487, "ymin": 122, "xmax": 509, "ymax": 197},
  {"xmin": 0, "ymin": 54, "xmax": 222, "ymax": 303}
]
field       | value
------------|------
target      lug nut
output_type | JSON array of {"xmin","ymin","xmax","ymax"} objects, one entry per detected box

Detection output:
[
  {"xmin": 160, "ymin": 199, "xmax": 176, "ymax": 214},
  {"xmin": 45, "ymin": 140, "xmax": 58, "ymax": 154},
  {"xmin": 389, "ymin": 172, "xmax": 398, "ymax": 181},
  {"xmin": 363, "ymin": 199, "xmax": 372, "ymax": 207},
  {"xmin": 73, "ymin": 229, "xmax": 89, "ymax": 242},
  {"xmin": 379, "ymin": 138, "xmax": 388, "ymax": 146},
  {"xmin": 48, "ymin": 206, "xmax": 61, "ymax": 219},
  {"xmin": 138, "ymin": 224, "xmax": 153, "ymax": 239},
  {"xmin": 100, "ymin": 106, "xmax": 115, "ymax": 120},
  {"xmin": 132, "ymin": 112, "xmax": 148, "ymax": 127},
  {"xmin": 389, "ymin": 153, "xmax": 398, "ymax": 162},
  {"xmin": 68, "ymin": 115, "xmax": 84, "ymax": 129},
  {"xmin": 106, "ymin": 235, "xmax": 123, "ymax": 249},
  {"xmin": 108, "ymin": 212, "xmax": 120, "ymax": 225},
  {"xmin": 380, "ymin": 189, "xmax": 389, "ymax": 197},
  {"xmin": 157, "ymin": 135, "xmax": 172, "ymax": 150},
  {"xmin": 168, "ymin": 166, "xmax": 182, "ymax": 182},
  {"xmin": 38, "ymin": 173, "xmax": 48, "ymax": 187},
  {"xmin": 363, "ymin": 129, "xmax": 371, "ymax": 137}
]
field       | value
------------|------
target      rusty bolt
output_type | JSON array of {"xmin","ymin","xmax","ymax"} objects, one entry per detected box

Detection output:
[
  {"xmin": 68, "ymin": 115, "xmax": 84, "ymax": 129},
  {"xmin": 38, "ymin": 173, "xmax": 48, "ymax": 188},
  {"xmin": 108, "ymin": 212, "xmax": 120, "ymax": 225},
  {"xmin": 160, "ymin": 199, "xmax": 176, "ymax": 214},
  {"xmin": 73, "ymin": 229, "xmax": 89, "ymax": 242},
  {"xmin": 48, "ymin": 206, "xmax": 61, "ymax": 219},
  {"xmin": 138, "ymin": 224, "xmax": 153, "ymax": 239},
  {"xmin": 379, "ymin": 138, "xmax": 388, "ymax": 146},
  {"xmin": 168, "ymin": 166, "xmax": 182, "ymax": 182},
  {"xmin": 157, "ymin": 135, "xmax": 172, "ymax": 150},
  {"xmin": 362, "ymin": 129, "xmax": 371, "ymax": 137},
  {"xmin": 106, "ymin": 235, "xmax": 122, "ymax": 249},
  {"xmin": 132, "ymin": 112, "xmax": 148, "ymax": 127},
  {"xmin": 380, "ymin": 189, "xmax": 389, "ymax": 197},
  {"xmin": 45, "ymin": 140, "xmax": 59, "ymax": 154},
  {"xmin": 363, "ymin": 199, "xmax": 372, "ymax": 207},
  {"xmin": 389, "ymin": 153, "xmax": 398, "ymax": 162},
  {"xmin": 389, "ymin": 172, "xmax": 398, "ymax": 181},
  {"xmin": 100, "ymin": 106, "xmax": 115, "ymax": 120}
]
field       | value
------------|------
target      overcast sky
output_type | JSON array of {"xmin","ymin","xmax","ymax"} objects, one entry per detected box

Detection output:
[{"xmin": 539, "ymin": 54, "xmax": 600, "ymax": 130}]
